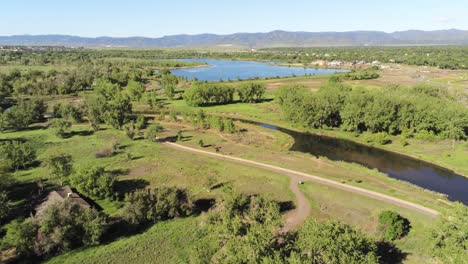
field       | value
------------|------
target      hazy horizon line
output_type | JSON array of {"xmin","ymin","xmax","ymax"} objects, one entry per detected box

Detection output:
[{"xmin": 0, "ymin": 28, "xmax": 465, "ymax": 39}]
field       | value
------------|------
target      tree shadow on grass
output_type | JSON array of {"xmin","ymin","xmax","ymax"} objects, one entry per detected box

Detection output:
[
  {"xmin": 376, "ymin": 241, "xmax": 408, "ymax": 264},
  {"xmin": 157, "ymin": 135, "xmax": 193, "ymax": 143},
  {"xmin": 198, "ymin": 98, "xmax": 274, "ymax": 108},
  {"xmin": 114, "ymin": 179, "xmax": 150, "ymax": 198},
  {"xmin": 209, "ymin": 181, "xmax": 233, "ymax": 190},
  {"xmin": 6, "ymin": 180, "xmax": 51, "ymax": 221},
  {"xmin": 192, "ymin": 198, "xmax": 216, "ymax": 214},
  {"xmin": 277, "ymin": 201, "xmax": 295, "ymax": 213},
  {"xmin": 66, "ymin": 130, "xmax": 94, "ymax": 138}
]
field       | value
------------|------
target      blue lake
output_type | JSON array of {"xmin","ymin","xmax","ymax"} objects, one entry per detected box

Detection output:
[{"xmin": 171, "ymin": 59, "xmax": 347, "ymax": 81}]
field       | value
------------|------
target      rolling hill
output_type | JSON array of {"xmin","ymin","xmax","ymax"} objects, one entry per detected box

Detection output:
[{"xmin": 1, "ymin": 29, "xmax": 468, "ymax": 48}]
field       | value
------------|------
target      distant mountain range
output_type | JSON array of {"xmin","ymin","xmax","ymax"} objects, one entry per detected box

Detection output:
[{"xmin": 1, "ymin": 29, "xmax": 468, "ymax": 48}]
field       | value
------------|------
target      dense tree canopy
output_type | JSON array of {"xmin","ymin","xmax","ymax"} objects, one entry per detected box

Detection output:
[
  {"xmin": 184, "ymin": 82, "xmax": 235, "ymax": 106},
  {"xmin": 237, "ymin": 82, "xmax": 266, "ymax": 103},
  {"xmin": 378, "ymin": 211, "xmax": 411, "ymax": 241},
  {"xmin": 276, "ymin": 82, "xmax": 468, "ymax": 140},
  {"xmin": 430, "ymin": 203, "xmax": 468, "ymax": 263},
  {"xmin": 291, "ymin": 220, "xmax": 379, "ymax": 264},
  {"xmin": 121, "ymin": 187, "xmax": 192, "ymax": 225},
  {"xmin": 1, "ymin": 201, "xmax": 107, "ymax": 258},
  {"xmin": 70, "ymin": 166, "xmax": 115, "ymax": 199},
  {"xmin": 0, "ymin": 140, "xmax": 37, "ymax": 171}
]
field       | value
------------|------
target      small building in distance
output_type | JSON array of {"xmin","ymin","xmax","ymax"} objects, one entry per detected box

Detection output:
[
  {"xmin": 312, "ymin": 60, "xmax": 327, "ymax": 66},
  {"xmin": 328, "ymin": 60, "xmax": 344, "ymax": 67},
  {"xmin": 34, "ymin": 186, "xmax": 92, "ymax": 217}
]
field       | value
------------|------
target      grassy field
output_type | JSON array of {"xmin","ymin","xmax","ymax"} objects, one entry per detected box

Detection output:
[
  {"xmin": 46, "ymin": 217, "xmax": 199, "ymax": 264},
  {"xmin": 1, "ymin": 123, "xmax": 294, "ymax": 218},
  {"xmin": 158, "ymin": 120, "xmax": 452, "ymax": 211}
]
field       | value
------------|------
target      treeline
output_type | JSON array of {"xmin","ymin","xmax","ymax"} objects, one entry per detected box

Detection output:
[
  {"xmin": 3, "ymin": 46, "xmax": 467, "ymax": 70},
  {"xmin": 184, "ymin": 82, "xmax": 265, "ymax": 106},
  {"xmin": 181, "ymin": 110, "xmax": 237, "ymax": 133},
  {"xmin": 258, "ymin": 46, "xmax": 468, "ymax": 70},
  {"xmin": 277, "ymin": 81, "xmax": 468, "ymax": 141},
  {"xmin": 0, "ymin": 63, "xmax": 151, "ymax": 98},
  {"xmin": 343, "ymin": 69, "xmax": 380, "ymax": 80},
  {"xmin": 0, "ymin": 48, "xmax": 205, "ymax": 68}
]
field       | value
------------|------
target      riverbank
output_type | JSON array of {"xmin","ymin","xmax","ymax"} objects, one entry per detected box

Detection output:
[{"xmin": 161, "ymin": 95, "xmax": 468, "ymax": 179}]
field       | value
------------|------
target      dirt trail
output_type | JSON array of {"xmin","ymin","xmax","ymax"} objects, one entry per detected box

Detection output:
[{"xmin": 164, "ymin": 142, "xmax": 439, "ymax": 231}]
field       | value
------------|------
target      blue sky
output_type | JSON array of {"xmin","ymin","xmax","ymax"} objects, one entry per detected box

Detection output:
[{"xmin": 1, "ymin": 0, "xmax": 467, "ymax": 37}]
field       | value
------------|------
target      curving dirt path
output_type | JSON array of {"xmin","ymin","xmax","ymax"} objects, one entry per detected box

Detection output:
[{"xmin": 163, "ymin": 142, "xmax": 439, "ymax": 231}]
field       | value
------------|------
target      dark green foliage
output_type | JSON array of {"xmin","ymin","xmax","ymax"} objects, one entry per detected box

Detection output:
[
  {"xmin": 237, "ymin": 82, "xmax": 266, "ymax": 103},
  {"xmin": 121, "ymin": 187, "xmax": 192, "ymax": 225},
  {"xmin": 0, "ymin": 98, "xmax": 46, "ymax": 131},
  {"xmin": 44, "ymin": 153, "xmax": 73, "ymax": 186},
  {"xmin": 0, "ymin": 191, "xmax": 10, "ymax": 223},
  {"xmin": 277, "ymin": 83, "xmax": 468, "ymax": 140},
  {"xmin": 161, "ymin": 73, "xmax": 178, "ymax": 99},
  {"xmin": 34, "ymin": 201, "xmax": 106, "ymax": 257},
  {"xmin": 0, "ymin": 140, "xmax": 36, "ymax": 171},
  {"xmin": 84, "ymin": 78, "xmax": 133, "ymax": 130},
  {"xmin": 183, "ymin": 110, "xmax": 236, "ymax": 133},
  {"xmin": 50, "ymin": 118, "xmax": 72, "ymax": 138},
  {"xmin": 291, "ymin": 220, "xmax": 380, "ymax": 264},
  {"xmin": 190, "ymin": 190, "xmax": 282, "ymax": 264},
  {"xmin": 0, "ymin": 219, "xmax": 37, "ymax": 257},
  {"xmin": 125, "ymin": 80, "xmax": 145, "ymax": 101},
  {"xmin": 378, "ymin": 211, "xmax": 411, "ymax": 241},
  {"xmin": 145, "ymin": 123, "xmax": 164, "ymax": 141},
  {"xmin": 344, "ymin": 70, "xmax": 380, "ymax": 80},
  {"xmin": 123, "ymin": 121, "xmax": 138, "ymax": 140},
  {"xmin": 184, "ymin": 82, "xmax": 235, "ymax": 106},
  {"xmin": 430, "ymin": 203, "xmax": 468, "ymax": 263},
  {"xmin": 104, "ymin": 93, "xmax": 132, "ymax": 129},
  {"xmin": 135, "ymin": 115, "xmax": 147, "ymax": 130},
  {"xmin": 53, "ymin": 103, "xmax": 83, "ymax": 123},
  {"xmin": 70, "ymin": 166, "xmax": 115, "ymax": 199}
]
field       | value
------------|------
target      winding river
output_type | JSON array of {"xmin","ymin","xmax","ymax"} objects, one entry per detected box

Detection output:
[
  {"xmin": 243, "ymin": 120, "xmax": 468, "ymax": 204},
  {"xmin": 170, "ymin": 58, "xmax": 467, "ymax": 204}
]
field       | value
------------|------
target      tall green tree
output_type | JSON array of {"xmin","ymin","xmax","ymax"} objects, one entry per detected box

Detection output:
[
  {"xmin": 237, "ymin": 82, "xmax": 266, "ymax": 103},
  {"xmin": 145, "ymin": 123, "xmax": 164, "ymax": 142},
  {"xmin": 0, "ymin": 140, "xmax": 36, "ymax": 171},
  {"xmin": 50, "ymin": 118, "xmax": 72, "ymax": 138},
  {"xmin": 70, "ymin": 166, "xmax": 115, "ymax": 199},
  {"xmin": 44, "ymin": 153, "xmax": 73, "ymax": 186},
  {"xmin": 378, "ymin": 210, "xmax": 411, "ymax": 241},
  {"xmin": 125, "ymin": 80, "xmax": 145, "ymax": 101}
]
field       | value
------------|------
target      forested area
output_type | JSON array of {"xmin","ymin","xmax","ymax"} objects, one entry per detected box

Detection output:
[
  {"xmin": 276, "ymin": 80, "xmax": 468, "ymax": 142},
  {"xmin": 184, "ymin": 82, "xmax": 265, "ymax": 106},
  {"xmin": 2, "ymin": 46, "xmax": 467, "ymax": 72},
  {"xmin": 239, "ymin": 46, "xmax": 468, "ymax": 70}
]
